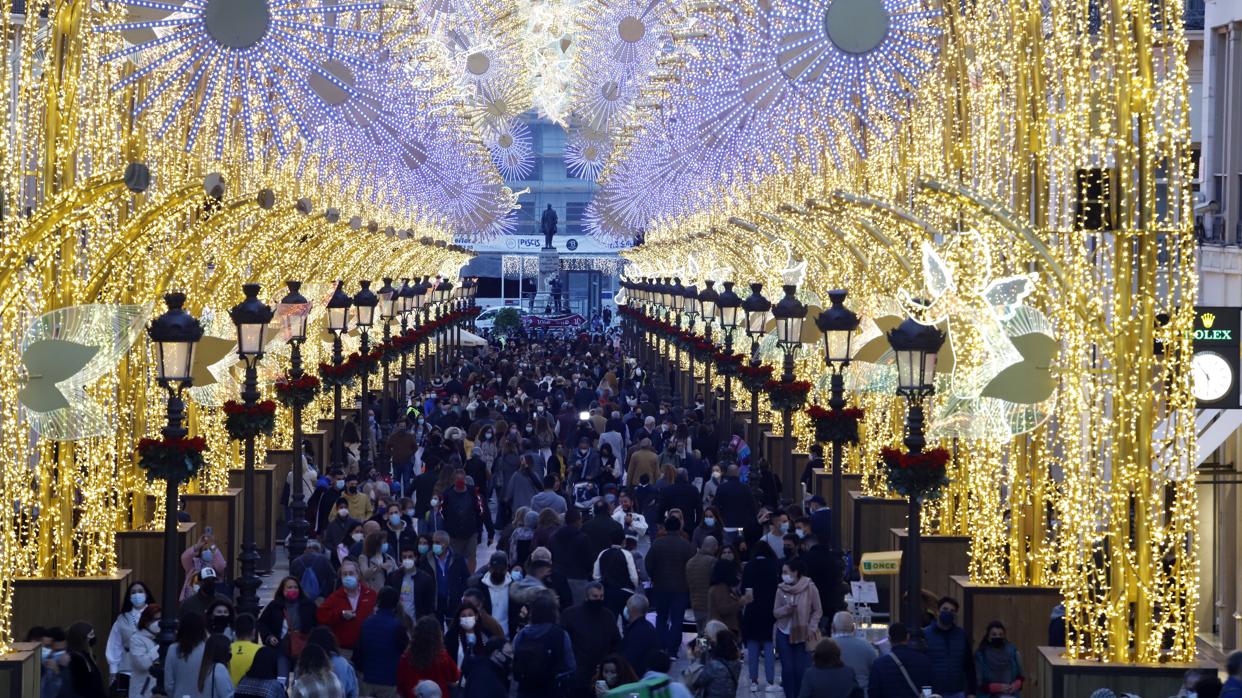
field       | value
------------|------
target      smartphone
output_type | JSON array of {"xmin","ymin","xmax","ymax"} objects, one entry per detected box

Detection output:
[{"xmin": 204, "ymin": 526, "xmax": 213, "ymax": 536}]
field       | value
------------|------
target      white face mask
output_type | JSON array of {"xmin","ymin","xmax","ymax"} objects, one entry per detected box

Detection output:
[
  {"xmin": 430, "ymin": 497, "xmax": 440, "ymax": 508},
  {"xmin": 459, "ymin": 616, "xmax": 477, "ymax": 631},
  {"xmin": 338, "ymin": 508, "xmax": 350, "ymax": 518},
  {"xmin": 351, "ymin": 533, "xmax": 364, "ymax": 542},
  {"xmin": 402, "ymin": 558, "xmax": 416, "ymax": 570},
  {"xmin": 781, "ymin": 574, "xmax": 795, "ymax": 585}
]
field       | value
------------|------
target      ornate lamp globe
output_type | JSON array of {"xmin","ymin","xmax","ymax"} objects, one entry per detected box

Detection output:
[
  {"xmin": 886, "ymin": 317, "xmax": 946, "ymax": 397},
  {"xmin": 278, "ymin": 281, "xmax": 309, "ymax": 343},
  {"xmin": 772, "ymin": 284, "xmax": 807, "ymax": 351},
  {"xmin": 398, "ymin": 278, "xmax": 415, "ymax": 315},
  {"xmin": 699, "ymin": 281, "xmax": 719, "ymax": 325},
  {"xmin": 815, "ymin": 289, "xmax": 859, "ymax": 366},
  {"xmin": 230, "ymin": 283, "xmax": 275, "ymax": 362},
  {"xmin": 683, "ymin": 282, "xmax": 699, "ymax": 320},
  {"xmin": 717, "ymin": 281, "xmax": 741, "ymax": 332},
  {"xmin": 412, "ymin": 276, "xmax": 431, "ymax": 311},
  {"xmin": 671, "ymin": 278, "xmax": 687, "ymax": 313},
  {"xmin": 377, "ymin": 278, "xmax": 398, "ymax": 322},
  {"xmin": 326, "ymin": 281, "xmax": 352, "ymax": 334},
  {"xmin": 148, "ymin": 292, "xmax": 204, "ymax": 384},
  {"xmin": 353, "ymin": 280, "xmax": 379, "ymax": 328},
  {"xmin": 742, "ymin": 283, "xmax": 772, "ymax": 338}
]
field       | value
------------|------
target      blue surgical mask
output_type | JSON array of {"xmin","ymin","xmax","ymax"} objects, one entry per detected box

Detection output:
[
  {"xmin": 129, "ymin": 592, "xmax": 146, "ymax": 607},
  {"xmin": 432, "ymin": 543, "xmax": 444, "ymax": 556},
  {"xmin": 779, "ymin": 522, "xmax": 790, "ymax": 534},
  {"xmin": 342, "ymin": 575, "xmax": 359, "ymax": 590},
  {"xmin": 335, "ymin": 480, "xmax": 346, "ymax": 490},
  {"xmin": 201, "ymin": 549, "xmax": 214, "ymax": 563},
  {"xmin": 605, "ymin": 494, "xmax": 617, "ymax": 504},
  {"xmin": 380, "ymin": 543, "xmax": 389, "ymax": 555},
  {"xmin": 389, "ymin": 514, "xmax": 403, "ymax": 527},
  {"xmin": 795, "ymin": 529, "xmax": 807, "ymax": 539},
  {"xmin": 703, "ymin": 517, "xmax": 716, "ymax": 528},
  {"xmin": 417, "ymin": 543, "xmax": 430, "ymax": 555},
  {"xmin": 510, "ymin": 570, "xmax": 524, "ymax": 582}
]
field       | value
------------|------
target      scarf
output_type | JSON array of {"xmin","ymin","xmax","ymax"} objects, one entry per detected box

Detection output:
[{"xmin": 982, "ymin": 644, "xmax": 1015, "ymax": 682}]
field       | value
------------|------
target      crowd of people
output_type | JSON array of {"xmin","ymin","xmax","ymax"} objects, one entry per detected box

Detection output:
[{"xmin": 27, "ymin": 321, "xmax": 1242, "ymax": 698}]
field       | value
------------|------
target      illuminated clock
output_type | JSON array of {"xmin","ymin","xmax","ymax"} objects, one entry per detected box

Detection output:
[{"xmin": 1192, "ymin": 351, "xmax": 1233, "ymax": 402}]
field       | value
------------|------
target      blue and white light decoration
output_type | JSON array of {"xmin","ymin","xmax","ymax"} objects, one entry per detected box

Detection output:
[
  {"xmin": 564, "ymin": 130, "xmax": 611, "ymax": 180},
  {"xmin": 585, "ymin": 0, "xmax": 942, "ymax": 241},
  {"xmin": 94, "ymin": 0, "xmax": 383, "ymax": 159},
  {"xmin": 485, "ymin": 118, "xmax": 535, "ymax": 181}
]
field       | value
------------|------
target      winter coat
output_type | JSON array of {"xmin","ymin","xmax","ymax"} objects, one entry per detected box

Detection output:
[
  {"xmin": 561, "ymin": 602, "xmax": 621, "ymax": 693},
  {"xmin": 774, "ymin": 575, "xmax": 823, "ymax": 645},
  {"xmin": 163, "ymin": 642, "xmax": 205, "ymax": 698},
  {"xmin": 357, "ymin": 553, "xmax": 398, "ymax": 592},
  {"xmin": 685, "ymin": 552, "xmax": 717, "ymax": 612},
  {"xmin": 353, "ymin": 608, "xmax": 408, "ymax": 687},
  {"xmin": 869, "ymin": 645, "xmax": 935, "ymax": 698},
  {"xmin": 707, "ymin": 584, "xmax": 743, "ymax": 637},
  {"xmin": 386, "ymin": 567, "xmax": 438, "ymax": 622},
  {"xmin": 645, "ymin": 533, "xmax": 696, "ymax": 593},
  {"xmin": 922, "ymin": 622, "xmax": 975, "ymax": 695},
  {"xmin": 712, "ymin": 478, "xmax": 755, "ymax": 529},
  {"xmin": 126, "ymin": 629, "xmax": 160, "ymax": 698},
  {"xmin": 504, "ymin": 467, "xmax": 542, "ymax": 511},
  {"xmin": 797, "ymin": 665, "xmax": 862, "ymax": 698},
  {"xmin": 256, "ymin": 595, "xmax": 319, "ymax": 650},
  {"xmin": 621, "ymin": 618, "xmax": 659, "ymax": 675},
  {"xmin": 691, "ymin": 657, "xmax": 742, "ymax": 698},
  {"xmin": 739, "ymin": 555, "xmax": 781, "ymax": 643},
  {"xmin": 315, "ymin": 586, "xmax": 378, "ymax": 649}
]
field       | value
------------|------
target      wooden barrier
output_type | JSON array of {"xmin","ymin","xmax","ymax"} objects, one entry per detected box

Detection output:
[
  {"xmin": 851, "ymin": 491, "xmax": 907, "ymax": 617},
  {"xmin": 951, "ymin": 575, "xmax": 1062, "ymax": 695},
  {"xmin": 0, "ymin": 643, "xmax": 41, "ymax": 698},
  {"xmin": 116, "ymin": 521, "xmax": 197, "ymax": 604},
  {"xmin": 182, "ymin": 488, "xmax": 243, "ymax": 576},
  {"xmin": 1035, "ymin": 646, "xmax": 1213, "ymax": 698},
  {"xmin": 890, "ymin": 529, "xmax": 970, "ymax": 612},
  {"xmin": 811, "ymin": 471, "xmax": 861, "ymax": 551},
  {"xmin": 12, "ymin": 571, "xmax": 130, "ymax": 673},
  {"xmin": 228, "ymin": 465, "xmax": 278, "ymax": 572}
]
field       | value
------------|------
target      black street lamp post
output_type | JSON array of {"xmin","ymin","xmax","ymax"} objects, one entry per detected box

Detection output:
[
  {"xmin": 682, "ymin": 281, "xmax": 698, "ymax": 408},
  {"xmin": 742, "ymin": 283, "xmax": 771, "ymax": 446},
  {"xmin": 814, "ymin": 289, "xmax": 859, "ymax": 558},
  {"xmin": 397, "ymin": 278, "xmax": 415, "ymax": 415},
  {"xmin": 353, "ymin": 281, "xmax": 379, "ymax": 475},
  {"xmin": 279, "ymin": 281, "xmax": 311, "ymax": 561},
  {"xmin": 772, "ymin": 284, "xmax": 807, "ymax": 487},
  {"xmin": 377, "ymin": 278, "xmax": 398, "ymax": 428},
  {"xmin": 716, "ymin": 281, "xmax": 742, "ymax": 439},
  {"xmin": 698, "ymin": 280, "xmax": 718, "ymax": 414},
  {"xmin": 229, "ymin": 282, "xmax": 275, "ymax": 617},
  {"xmin": 886, "ymin": 317, "xmax": 945, "ymax": 630},
  {"xmin": 146, "ymin": 292, "xmax": 203, "ymax": 663},
  {"xmin": 671, "ymin": 278, "xmax": 686, "ymax": 401},
  {"xmin": 326, "ymin": 282, "xmax": 352, "ymax": 470}
]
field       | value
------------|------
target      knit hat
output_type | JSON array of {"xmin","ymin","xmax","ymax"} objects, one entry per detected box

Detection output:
[{"xmin": 530, "ymin": 546, "xmax": 552, "ymax": 562}]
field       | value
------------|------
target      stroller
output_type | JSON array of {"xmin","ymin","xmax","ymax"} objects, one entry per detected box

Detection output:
[{"xmin": 572, "ymin": 480, "xmax": 601, "ymax": 515}]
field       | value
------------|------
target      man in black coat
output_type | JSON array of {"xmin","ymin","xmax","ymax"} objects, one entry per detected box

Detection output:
[
  {"xmin": 580, "ymin": 500, "xmax": 623, "ymax": 561},
  {"xmin": 549, "ymin": 509, "xmax": 594, "ymax": 584},
  {"xmin": 560, "ymin": 582, "xmax": 620, "ymax": 697},
  {"xmin": 869, "ymin": 623, "xmax": 935, "ymax": 698},
  {"xmin": 799, "ymin": 534, "xmax": 847, "ymax": 615},
  {"xmin": 656, "ymin": 469, "xmax": 703, "ymax": 531},
  {"xmin": 386, "ymin": 548, "xmax": 437, "ymax": 620},
  {"xmin": 711, "ymin": 465, "xmax": 755, "ymax": 531},
  {"xmin": 619, "ymin": 594, "xmax": 659, "ymax": 675}
]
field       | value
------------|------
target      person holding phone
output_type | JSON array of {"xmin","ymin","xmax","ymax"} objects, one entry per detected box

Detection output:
[{"xmin": 180, "ymin": 530, "xmax": 227, "ymax": 601}]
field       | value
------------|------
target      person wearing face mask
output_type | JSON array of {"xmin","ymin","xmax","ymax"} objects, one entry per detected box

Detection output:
[
  {"xmin": 256, "ymin": 576, "xmax": 317, "ymax": 674},
  {"xmin": 382, "ymin": 503, "xmax": 419, "ymax": 559},
  {"xmin": 354, "ymin": 587, "xmax": 409, "ymax": 697},
  {"xmin": 357, "ymin": 531, "xmax": 398, "ymax": 592},
  {"xmin": 973, "ymin": 620, "xmax": 1022, "ymax": 698},
  {"xmin": 316, "ymin": 560, "xmax": 378, "ymax": 652},
  {"xmin": 205, "ymin": 598, "xmax": 237, "ymax": 640},
  {"xmin": 773, "ymin": 559, "xmax": 823, "ymax": 698},
  {"xmin": 693, "ymin": 506, "xmax": 726, "ymax": 548},
  {"xmin": 741, "ymin": 541, "xmax": 782, "ymax": 693},
  {"xmin": 386, "ymin": 548, "xmax": 436, "ymax": 622},
  {"xmin": 923, "ymin": 597, "xmax": 976, "ymax": 698},
  {"xmin": 323, "ymin": 496, "xmax": 359, "ymax": 556},
  {"xmin": 417, "ymin": 531, "xmax": 470, "ymax": 622},
  {"xmin": 471, "ymin": 426, "xmax": 498, "ymax": 468},
  {"xmin": 466, "ymin": 552, "xmax": 515, "ymax": 637},
  {"xmin": 62, "ymin": 623, "xmax": 104, "ymax": 698},
  {"xmin": 343, "ymin": 473, "xmax": 375, "ymax": 522},
  {"xmin": 180, "ymin": 533, "xmax": 227, "ymax": 601},
  {"xmin": 442, "ymin": 468, "xmax": 485, "ymax": 574},
  {"xmin": 445, "ymin": 605, "xmax": 496, "ymax": 670},
  {"xmin": 179, "ymin": 567, "xmax": 231, "ymax": 620},
  {"xmin": 105, "ymin": 580, "xmax": 151, "ymax": 691},
  {"xmin": 561, "ymin": 582, "xmax": 621, "ymax": 698},
  {"xmin": 126, "ymin": 606, "xmax": 162, "ymax": 698},
  {"xmin": 762, "ymin": 510, "xmax": 791, "ymax": 560},
  {"xmin": 701, "ymin": 466, "xmax": 723, "ymax": 508}
]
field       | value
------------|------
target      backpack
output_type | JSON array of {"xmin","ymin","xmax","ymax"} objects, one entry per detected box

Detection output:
[
  {"xmin": 512, "ymin": 626, "xmax": 565, "ymax": 689},
  {"xmin": 298, "ymin": 561, "xmax": 321, "ymax": 600}
]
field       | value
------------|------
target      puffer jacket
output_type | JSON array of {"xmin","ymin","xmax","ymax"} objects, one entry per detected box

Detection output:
[{"xmin": 691, "ymin": 657, "xmax": 741, "ymax": 698}]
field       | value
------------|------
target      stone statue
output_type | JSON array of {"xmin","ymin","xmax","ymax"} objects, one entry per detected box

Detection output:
[{"xmin": 541, "ymin": 204, "xmax": 558, "ymax": 248}]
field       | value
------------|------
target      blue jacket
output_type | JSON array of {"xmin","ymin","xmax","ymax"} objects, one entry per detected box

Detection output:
[
  {"xmin": 868, "ymin": 645, "xmax": 935, "ymax": 698},
  {"xmin": 1222, "ymin": 676, "xmax": 1242, "ymax": 698},
  {"xmin": 353, "ymin": 608, "xmax": 408, "ymax": 687},
  {"xmin": 923, "ymin": 622, "xmax": 975, "ymax": 694}
]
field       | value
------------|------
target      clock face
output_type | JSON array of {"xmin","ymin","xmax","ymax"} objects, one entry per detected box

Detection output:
[{"xmin": 1192, "ymin": 351, "xmax": 1234, "ymax": 402}]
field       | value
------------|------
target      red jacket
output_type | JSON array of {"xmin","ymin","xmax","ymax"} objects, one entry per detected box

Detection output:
[
  {"xmin": 315, "ymin": 586, "xmax": 377, "ymax": 649},
  {"xmin": 396, "ymin": 648, "xmax": 460, "ymax": 698}
]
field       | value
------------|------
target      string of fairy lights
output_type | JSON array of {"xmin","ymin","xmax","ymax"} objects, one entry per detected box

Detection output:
[{"xmin": 0, "ymin": 0, "xmax": 1202, "ymax": 668}]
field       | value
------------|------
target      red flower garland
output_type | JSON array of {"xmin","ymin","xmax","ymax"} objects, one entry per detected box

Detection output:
[
  {"xmin": 738, "ymin": 363, "xmax": 774, "ymax": 392},
  {"xmin": 763, "ymin": 379, "xmax": 813, "ymax": 411},
  {"xmin": 137, "ymin": 435, "xmax": 208, "ymax": 482},
  {"xmin": 222, "ymin": 399, "xmax": 278, "ymax": 440},
  {"xmin": 879, "ymin": 447, "xmax": 951, "ymax": 500},
  {"xmin": 274, "ymin": 374, "xmax": 321, "ymax": 409},
  {"xmin": 806, "ymin": 405, "xmax": 864, "ymax": 444}
]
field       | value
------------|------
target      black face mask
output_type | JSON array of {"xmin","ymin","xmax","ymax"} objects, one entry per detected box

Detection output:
[
  {"xmin": 585, "ymin": 598, "xmax": 605, "ymax": 611},
  {"xmin": 210, "ymin": 616, "xmax": 232, "ymax": 633},
  {"xmin": 989, "ymin": 637, "xmax": 1005, "ymax": 648},
  {"xmin": 783, "ymin": 547, "xmax": 796, "ymax": 559},
  {"xmin": 200, "ymin": 580, "xmax": 217, "ymax": 596}
]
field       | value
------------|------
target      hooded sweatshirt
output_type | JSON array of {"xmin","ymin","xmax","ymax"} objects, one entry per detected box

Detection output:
[{"xmin": 480, "ymin": 574, "xmax": 513, "ymax": 636}]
